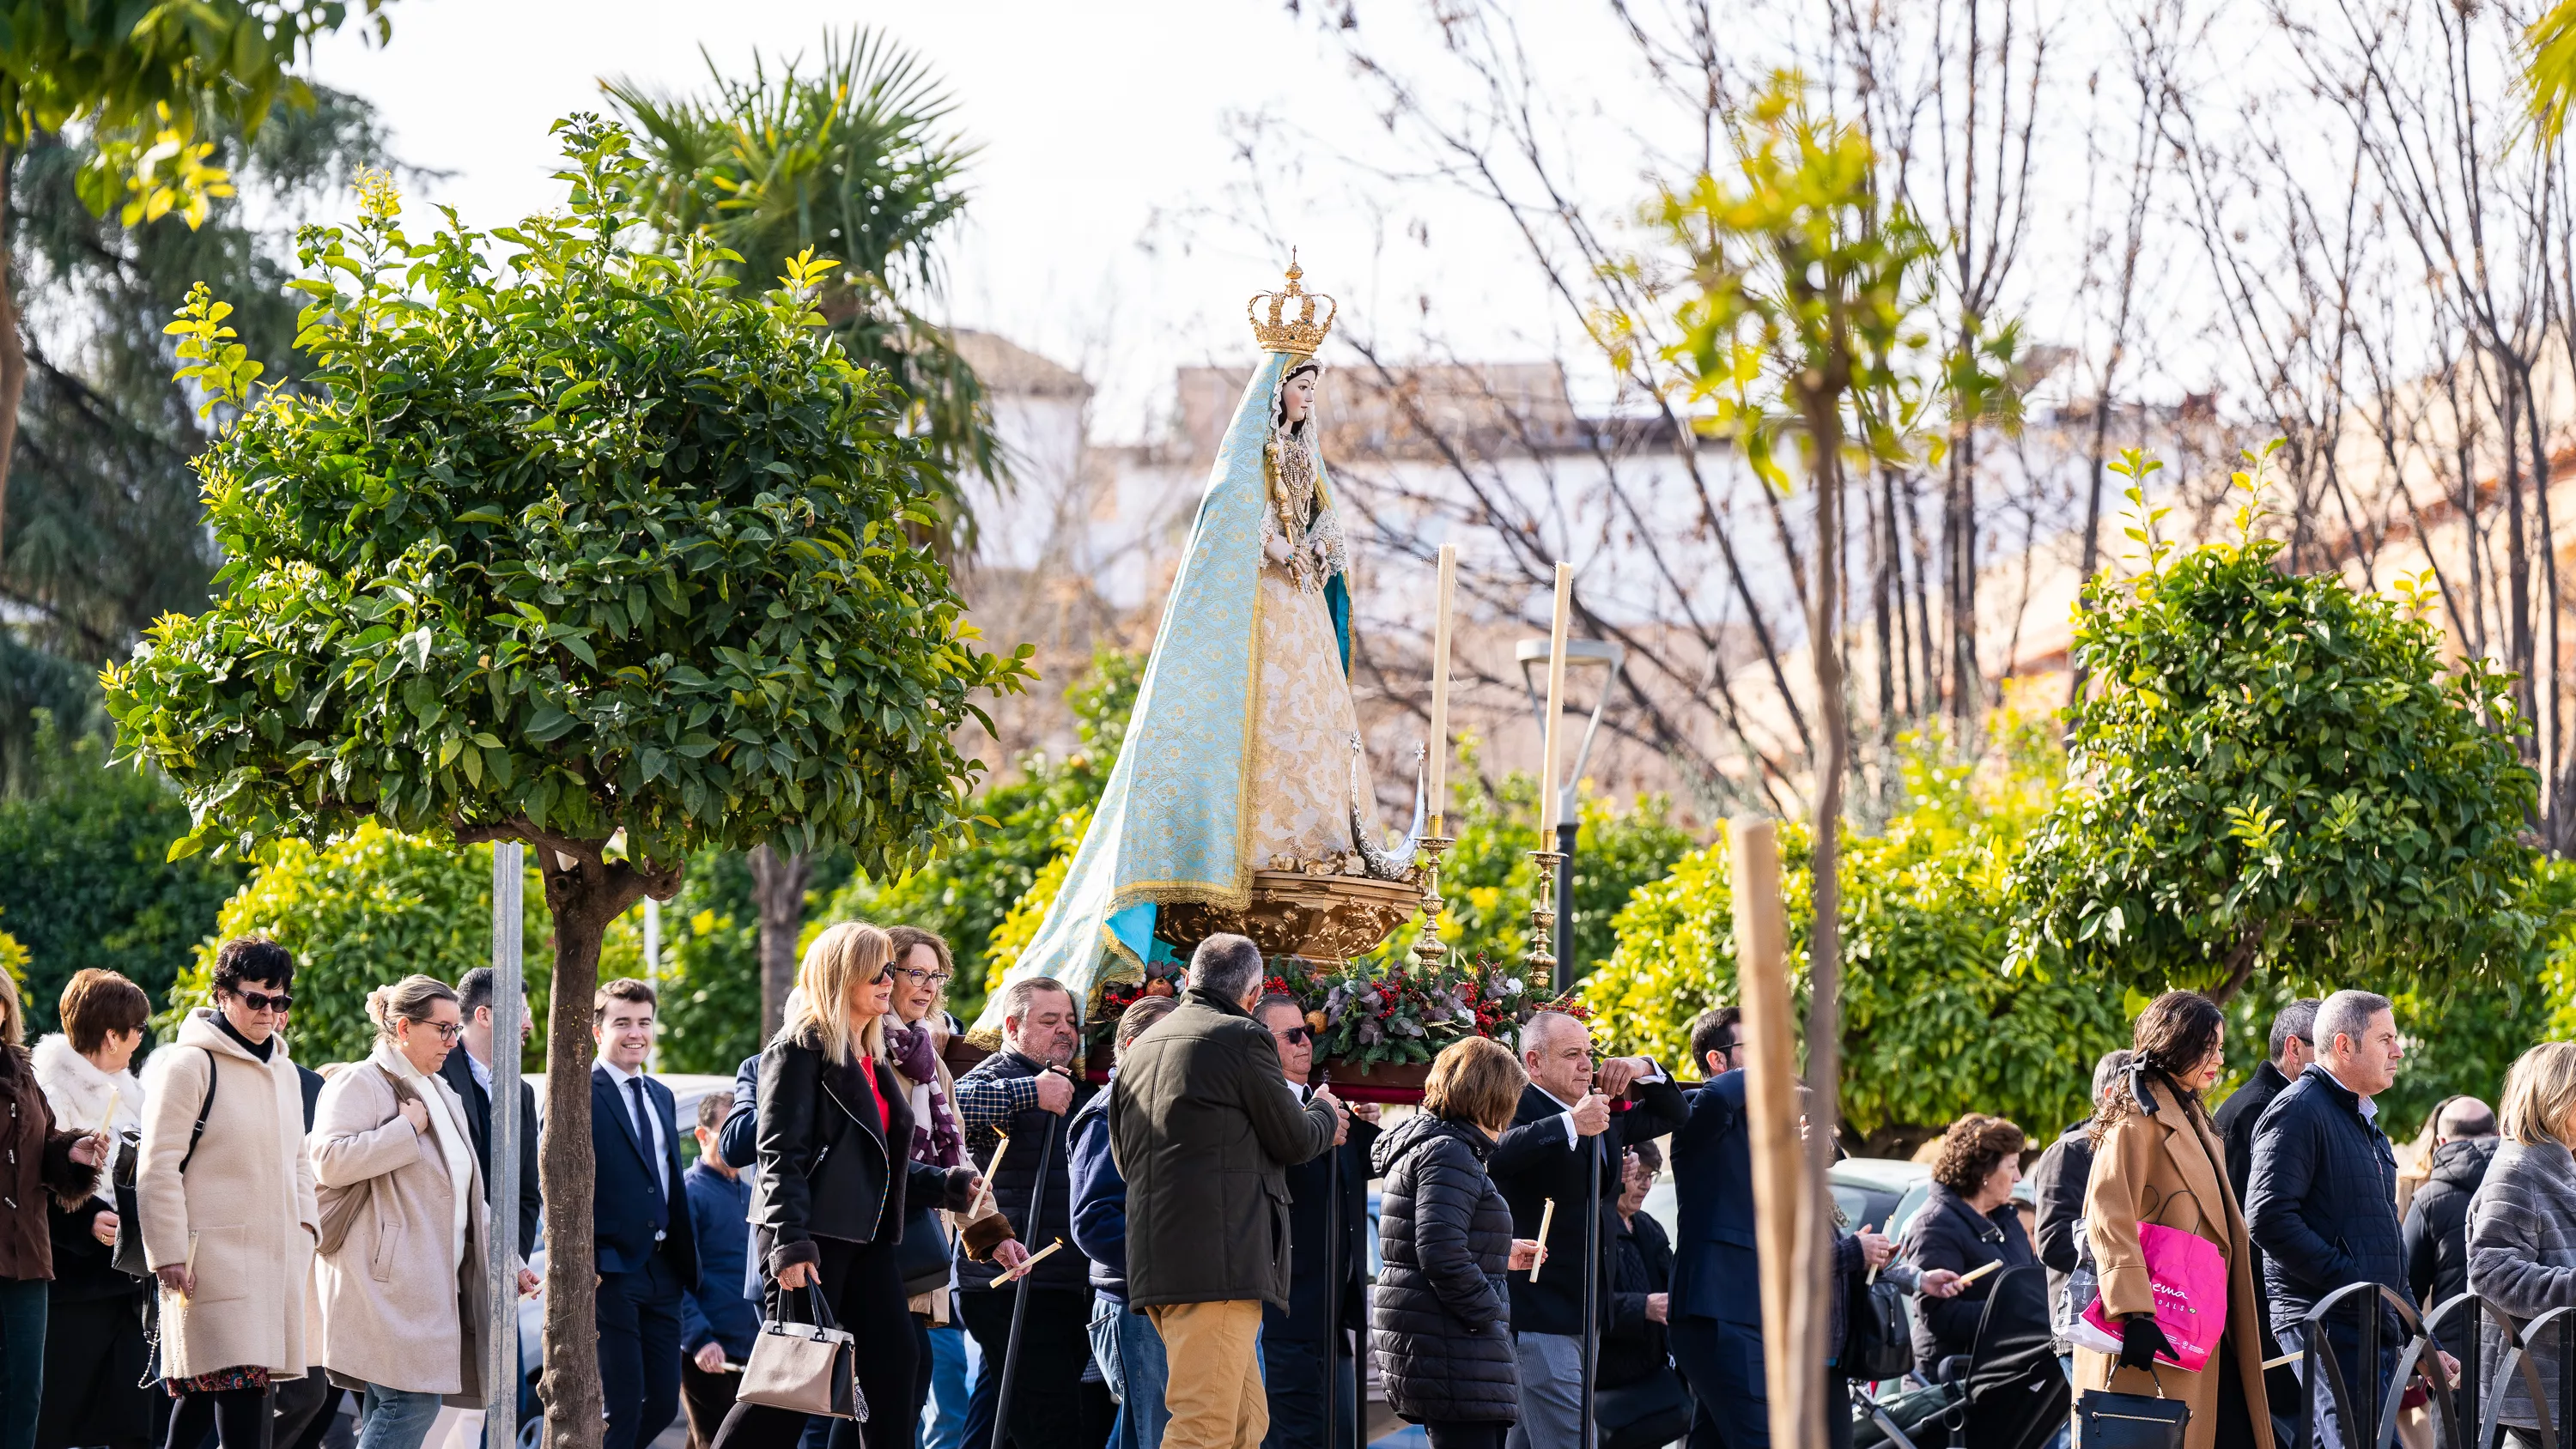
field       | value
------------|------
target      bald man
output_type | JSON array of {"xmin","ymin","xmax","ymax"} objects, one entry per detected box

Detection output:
[{"xmin": 1488, "ymin": 1010, "xmax": 1686, "ymax": 1449}]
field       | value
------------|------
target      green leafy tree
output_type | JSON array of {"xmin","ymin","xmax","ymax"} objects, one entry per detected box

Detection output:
[
  {"xmin": 0, "ymin": 0, "xmax": 398, "ymax": 546},
  {"xmin": 156, "ymin": 822, "xmax": 553, "ymax": 1068},
  {"xmin": 1586, "ymin": 707, "xmax": 2128, "ymax": 1152},
  {"xmin": 2007, "ymin": 449, "xmax": 2543, "ymax": 1003},
  {"xmin": 0, "ymin": 713, "xmax": 246, "ymax": 1031},
  {"xmin": 102, "ymin": 119, "xmax": 1027, "ymax": 1448},
  {"xmin": 649, "ymin": 844, "xmax": 854, "ymax": 1074}
]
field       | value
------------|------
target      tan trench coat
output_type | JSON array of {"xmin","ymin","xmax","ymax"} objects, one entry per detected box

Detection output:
[
  {"xmin": 136, "ymin": 1009, "xmax": 320, "ymax": 1381},
  {"xmin": 2079, "ymin": 1078, "xmax": 2276, "ymax": 1449},
  {"xmin": 310, "ymin": 1044, "xmax": 491, "ymax": 1403}
]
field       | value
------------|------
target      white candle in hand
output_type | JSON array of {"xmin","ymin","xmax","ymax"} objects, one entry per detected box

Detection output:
[{"xmin": 1536, "ymin": 562, "xmax": 1572, "ymax": 837}]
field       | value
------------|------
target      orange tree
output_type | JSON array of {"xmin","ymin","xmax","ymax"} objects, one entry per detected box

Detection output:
[{"xmin": 102, "ymin": 118, "xmax": 1026, "ymax": 1449}]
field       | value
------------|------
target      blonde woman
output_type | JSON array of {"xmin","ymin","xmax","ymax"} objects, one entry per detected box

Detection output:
[
  {"xmin": 711, "ymin": 923, "xmax": 983, "ymax": 1449},
  {"xmin": 2467, "ymin": 1041, "xmax": 2576, "ymax": 1446},
  {"xmin": 310, "ymin": 976, "xmax": 536, "ymax": 1449}
]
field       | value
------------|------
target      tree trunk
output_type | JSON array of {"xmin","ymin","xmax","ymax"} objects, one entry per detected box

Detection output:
[
  {"xmin": 0, "ymin": 140, "xmax": 27, "ymax": 553},
  {"xmin": 1796, "ymin": 397, "xmax": 1850, "ymax": 1449},
  {"xmin": 2209, "ymin": 922, "xmax": 2269, "ymax": 1007},
  {"xmin": 535, "ymin": 849, "xmax": 656, "ymax": 1449},
  {"xmin": 750, "ymin": 846, "xmax": 811, "ymax": 1040}
]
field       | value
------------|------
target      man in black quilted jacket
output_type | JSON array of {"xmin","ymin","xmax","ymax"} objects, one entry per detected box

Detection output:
[{"xmin": 2246, "ymin": 989, "xmax": 2414, "ymax": 1448}]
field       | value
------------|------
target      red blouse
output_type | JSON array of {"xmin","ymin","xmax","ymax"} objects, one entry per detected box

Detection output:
[{"xmin": 854, "ymin": 1054, "xmax": 892, "ymax": 1135}]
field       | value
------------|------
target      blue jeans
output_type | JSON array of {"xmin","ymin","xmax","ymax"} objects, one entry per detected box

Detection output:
[
  {"xmin": 924, "ymin": 1321, "xmax": 973, "ymax": 1449},
  {"xmin": 1088, "ymin": 1292, "xmax": 1170, "ymax": 1449},
  {"xmin": 0, "ymin": 1277, "xmax": 46, "ymax": 1449},
  {"xmin": 355, "ymin": 1384, "xmax": 445, "ymax": 1449}
]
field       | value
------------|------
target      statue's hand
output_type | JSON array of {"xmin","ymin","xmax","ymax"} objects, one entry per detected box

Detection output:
[{"xmin": 1266, "ymin": 534, "xmax": 1293, "ymax": 567}]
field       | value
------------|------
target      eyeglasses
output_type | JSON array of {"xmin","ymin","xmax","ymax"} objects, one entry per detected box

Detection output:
[
  {"xmin": 1278, "ymin": 1026, "xmax": 1315, "ymax": 1046},
  {"xmin": 410, "ymin": 1020, "xmax": 463, "ymax": 1041},
  {"xmin": 236, "ymin": 989, "xmax": 293, "ymax": 1014},
  {"xmin": 895, "ymin": 967, "xmax": 952, "ymax": 989}
]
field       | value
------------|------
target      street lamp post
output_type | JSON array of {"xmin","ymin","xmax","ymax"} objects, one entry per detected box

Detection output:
[{"xmin": 1515, "ymin": 636, "xmax": 1626, "ymax": 995}]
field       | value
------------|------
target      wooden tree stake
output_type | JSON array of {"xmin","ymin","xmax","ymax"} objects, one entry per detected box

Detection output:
[{"xmin": 1731, "ymin": 818, "xmax": 1824, "ymax": 1448}]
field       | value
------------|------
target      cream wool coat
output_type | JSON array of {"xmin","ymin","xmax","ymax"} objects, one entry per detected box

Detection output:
[
  {"xmin": 309, "ymin": 1044, "xmax": 490, "ymax": 1402},
  {"xmin": 2078, "ymin": 1077, "xmax": 2275, "ymax": 1449},
  {"xmin": 136, "ymin": 1009, "xmax": 319, "ymax": 1380}
]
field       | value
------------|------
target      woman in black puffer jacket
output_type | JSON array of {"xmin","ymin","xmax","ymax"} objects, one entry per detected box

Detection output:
[{"xmin": 1370, "ymin": 1037, "xmax": 1542, "ymax": 1449}]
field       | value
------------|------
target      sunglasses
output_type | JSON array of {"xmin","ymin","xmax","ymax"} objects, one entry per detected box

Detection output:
[
  {"xmin": 1278, "ymin": 1025, "xmax": 1315, "ymax": 1046},
  {"xmin": 235, "ymin": 989, "xmax": 293, "ymax": 1014}
]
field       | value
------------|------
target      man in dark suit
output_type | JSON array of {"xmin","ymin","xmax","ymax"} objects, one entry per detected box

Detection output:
[
  {"xmin": 591, "ymin": 977, "xmax": 699, "ymax": 1449},
  {"xmin": 440, "ymin": 966, "xmax": 544, "ymax": 1252},
  {"xmin": 1252, "ymin": 995, "xmax": 1379, "ymax": 1449},
  {"xmin": 2212, "ymin": 997, "xmax": 2316, "ymax": 1352},
  {"xmin": 1667, "ymin": 1006, "xmax": 1761, "ymax": 1449},
  {"xmin": 1488, "ymin": 1009, "xmax": 1687, "ymax": 1449}
]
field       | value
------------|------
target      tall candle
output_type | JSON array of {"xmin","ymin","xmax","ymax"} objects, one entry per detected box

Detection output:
[
  {"xmin": 1537, "ymin": 562, "xmax": 1572, "ymax": 837},
  {"xmin": 1428, "ymin": 544, "xmax": 1457, "ymax": 834}
]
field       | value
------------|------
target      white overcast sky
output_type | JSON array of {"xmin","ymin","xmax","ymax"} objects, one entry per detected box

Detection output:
[{"xmin": 303, "ymin": 0, "xmax": 1638, "ymax": 440}]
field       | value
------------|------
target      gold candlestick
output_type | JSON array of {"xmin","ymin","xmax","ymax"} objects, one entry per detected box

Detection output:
[
  {"xmin": 1409, "ymin": 834, "xmax": 1455, "ymax": 973},
  {"xmin": 1526, "ymin": 848, "xmax": 1564, "ymax": 981}
]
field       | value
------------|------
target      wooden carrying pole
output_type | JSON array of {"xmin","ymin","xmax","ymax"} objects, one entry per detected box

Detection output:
[{"xmin": 1730, "ymin": 819, "xmax": 1825, "ymax": 1449}]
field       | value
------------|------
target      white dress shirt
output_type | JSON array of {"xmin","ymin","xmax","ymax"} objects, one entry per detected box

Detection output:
[
  {"xmin": 597, "ymin": 1057, "xmax": 671, "ymax": 1209},
  {"xmin": 1534, "ymin": 1060, "xmax": 1669, "ymax": 1148}
]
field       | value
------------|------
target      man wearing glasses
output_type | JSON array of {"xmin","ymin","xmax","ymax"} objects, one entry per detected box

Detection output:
[
  {"xmin": 1253, "ymin": 994, "xmax": 1381, "ymax": 1449},
  {"xmin": 1490, "ymin": 1009, "xmax": 1687, "ymax": 1449}
]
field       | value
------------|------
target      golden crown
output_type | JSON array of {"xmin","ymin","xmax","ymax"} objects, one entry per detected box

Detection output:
[{"xmin": 1247, "ymin": 257, "xmax": 1337, "ymax": 355}]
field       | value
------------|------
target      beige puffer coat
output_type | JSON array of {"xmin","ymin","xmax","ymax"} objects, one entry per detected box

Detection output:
[
  {"xmin": 310, "ymin": 1043, "xmax": 490, "ymax": 1402},
  {"xmin": 136, "ymin": 1009, "xmax": 319, "ymax": 1380}
]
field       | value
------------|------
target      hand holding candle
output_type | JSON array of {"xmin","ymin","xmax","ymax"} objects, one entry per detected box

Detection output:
[{"xmin": 1530, "ymin": 1197, "xmax": 1558, "ymax": 1279}]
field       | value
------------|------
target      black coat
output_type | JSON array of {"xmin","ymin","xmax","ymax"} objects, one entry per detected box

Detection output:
[
  {"xmin": 957, "ymin": 1047, "xmax": 1094, "ymax": 1294},
  {"xmin": 1369, "ymin": 1113, "xmax": 1519, "ymax": 1426},
  {"xmin": 1107, "ymin": 990, "xmax": 1340, "ymax": 1311},
  {"xmin": 1266, "ymin": 1094, "xmax": 1377, "ymax": 1345},
  {"xmin": 2213, "ymin": 1059, "xmax": 2293, "ymax": 1345},
  {"xmin": 2245, "ymin": 1064, "xmax": 2409, "ymax": 1351},
  {"xmin": 749, "ymin": 1032, "xmax": 973, "ymax": 1278},
  {"xmin": 437, "ymin": 1046, "xmax": 542, "ymax": 1252},
  {"xmin": 2403, "ymin": 1135, "xmax": 2497, "ymax": 1310},
  {"xmin": 1899, "ymin": 1181, "xmax": 2038, "ymax": 1370},
  {"xmin": 1490, "ymin": 1076, "xmax": 1689, "ymax": 1337},
  {"xmin": 2028, "ymin": 1121, "xmax": 2093, "ymax": 1323},
  {"xmin": 1601, "ymin": 1210, "xmax": 1675, "ymax": 1391}
]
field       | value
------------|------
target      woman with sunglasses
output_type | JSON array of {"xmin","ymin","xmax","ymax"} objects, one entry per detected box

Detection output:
[
  {"xmin": 136, "ymin": 939, "xmax": 321, "ymax": 1449},
  {"xmin": 310, "ymin": 975, "xmax": 536, "ymax": 1449}
]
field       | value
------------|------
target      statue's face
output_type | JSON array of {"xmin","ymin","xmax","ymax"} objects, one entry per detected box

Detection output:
[{"xmin": 1283, "ymin": 371, "xmax": 1317, "ymax": 424}]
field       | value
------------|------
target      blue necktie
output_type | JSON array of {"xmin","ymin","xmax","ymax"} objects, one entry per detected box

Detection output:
[{"xmin": 629, "ymin": 1076, "xmax": 668, "ymax": 1233}]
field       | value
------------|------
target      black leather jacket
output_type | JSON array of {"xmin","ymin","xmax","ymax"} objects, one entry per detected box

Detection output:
[{"xmin": 750, "ymin": 1029, "xmax": 974, "ymax": 1276}]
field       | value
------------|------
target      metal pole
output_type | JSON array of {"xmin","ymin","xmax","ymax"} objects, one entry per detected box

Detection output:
[
  {"xmin": 486, "ymin": 841, "xmax": 524, "ymax": 1449},
  {"xmin": 1582, "ymin": 1129, "xmax": 1601, "ymax": 1449},
  {"xmin": 1552, "ymin": 814, "xmax": 1578, "ymax": 996},
  {"xmin": 1324, "ymin": 1121, "xmax": 1341, "ymax": 1449},
  {"xmin": 991, "ymin": 1110, "xmax": 1058, "ymax": 1444}
]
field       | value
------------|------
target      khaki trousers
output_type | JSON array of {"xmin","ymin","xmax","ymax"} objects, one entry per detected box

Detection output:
[{"xmin": 1145, "ymin": 1298, "xmax": 1267, "ymax": 1449}]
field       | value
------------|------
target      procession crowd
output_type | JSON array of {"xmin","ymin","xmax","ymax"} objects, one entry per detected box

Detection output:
[{"xmin": 3, "ymin": 924, "xmax": 2576, "ymax": 1449}]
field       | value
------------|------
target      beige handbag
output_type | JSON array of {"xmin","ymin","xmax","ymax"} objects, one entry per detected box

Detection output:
[{"xmin": 738, "ymin": 1283, "xmax": 865, "ymax": 1421}]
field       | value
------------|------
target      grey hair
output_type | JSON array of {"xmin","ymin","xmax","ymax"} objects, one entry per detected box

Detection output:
[
  {"xmin": 1188, "ymin": 934, "xmax": 1266, "ymax": 1003},
  {"xmin": 2269, "ymin": 999, "xmax": 2322, "ymax": 1062},
  {"xmin": 367, "ymin": 974, "xmax": 458, "ymax": 1043},
  {"xmin": 2091, "ymin": 1049, "xmax": 2134, "ymax": 1106},
  {"xmin": 1520, "ymin": 1009, "xmax": 1588, "ymax": 1057},
  {"xmin": 2314, "ymin": 991, "xmax": 2394, "ymax": 1058}
]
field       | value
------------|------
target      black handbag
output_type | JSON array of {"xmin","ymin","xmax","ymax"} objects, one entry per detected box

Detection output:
[
  {"xmin": 898, "ymin": 1201, "xmax": 953, "ymax": 1297},
  {"xmin": 1841, "ymin": 1273, "xmax": 1912, "ymax": 1382},
  {"xmin": 116, "ymin": 1046, "xmax": 218, "ymax": 1280},
  {"xmin": 2074, "ymin": 1378, "xmax": 2190, "ymax": 1449}
]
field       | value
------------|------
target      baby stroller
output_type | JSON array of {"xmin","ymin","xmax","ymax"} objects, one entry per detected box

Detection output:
[{"xmin": 1855, "ymin": 1266, "xmax": 2071, "ymax": 1449}]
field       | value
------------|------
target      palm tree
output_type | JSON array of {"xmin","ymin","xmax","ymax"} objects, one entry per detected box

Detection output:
[
  {"xmin": 605, "ymin": 29, "xmax": 1002, "ymax": 558},
  {"xmin": 2531, "ymin": 3, "xmax": 2576, "ymax": 142},
  {"xmin": 605, "ymin": 33, "xmax": 1005, "ymax": 1036}
]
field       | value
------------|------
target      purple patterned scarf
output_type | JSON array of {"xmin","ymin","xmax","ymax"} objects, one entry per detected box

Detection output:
[{"xmin": 888, "ymin": 1019, "xmax": 964, "ymax": 1168}]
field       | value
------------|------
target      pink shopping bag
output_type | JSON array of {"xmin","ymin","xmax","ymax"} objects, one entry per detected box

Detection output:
[{"xmin": 2077, "ymin": 1222, "xmax": 2229, "ymax": 1372}]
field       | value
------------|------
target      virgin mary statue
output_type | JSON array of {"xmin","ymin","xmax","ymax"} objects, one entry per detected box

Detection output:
[{"xmin": 973, "ymin": 263, "xmax": 1404, "ymax": 1040}]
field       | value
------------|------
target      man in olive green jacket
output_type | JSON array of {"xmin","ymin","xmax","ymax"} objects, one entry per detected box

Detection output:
[{"xmin": 1109, "ymin": 933, "xmax": 1346, "ymax": 1449}]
